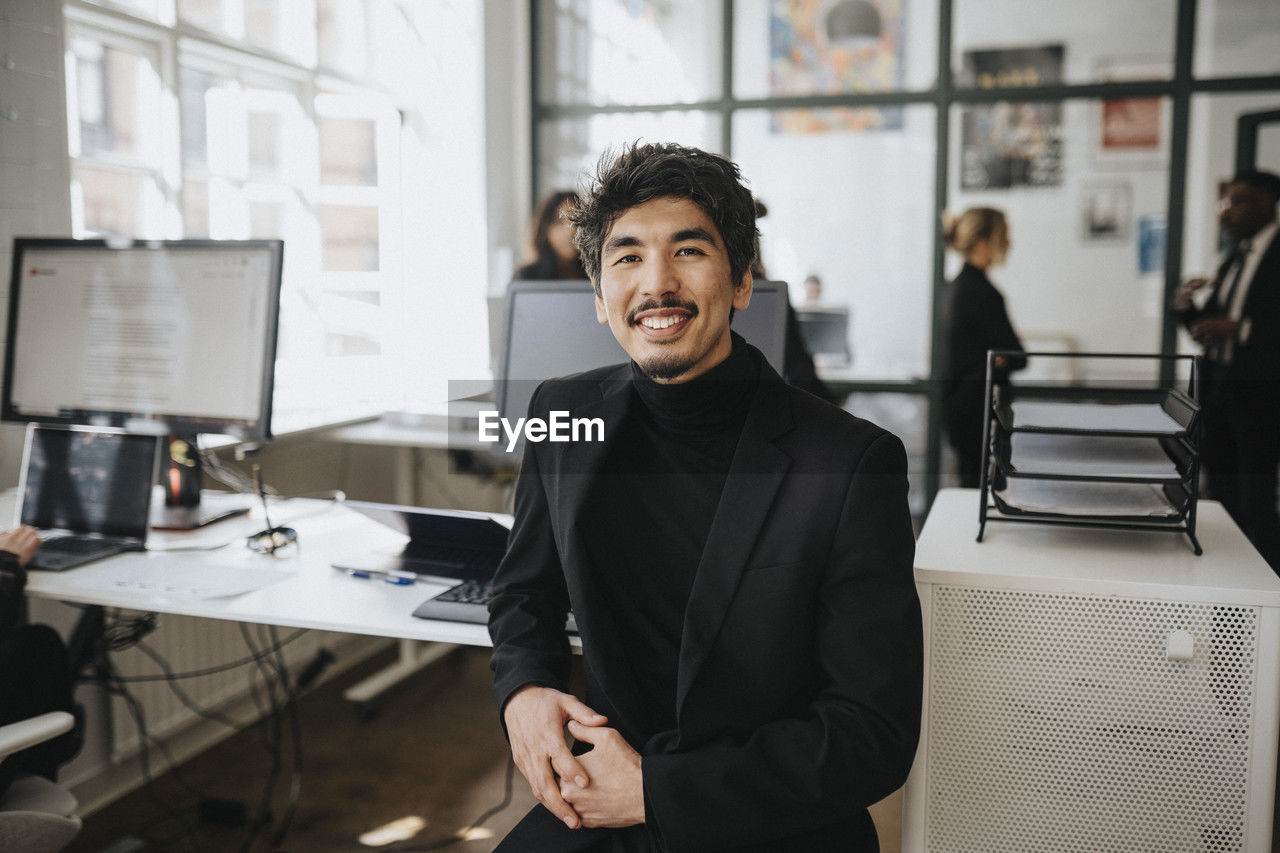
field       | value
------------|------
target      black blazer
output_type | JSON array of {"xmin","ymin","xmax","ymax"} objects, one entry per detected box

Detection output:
[
  {"xmin": 1175, "ymin": 233, "xmax": 1280, "ymax": 404},
  {"xmin": 488, "ymin": 350, "xmax": 923, "ymax": 852},
  {"xmin": 942, "ymin": 263, "xmax": 1026, "ymax": 403}
]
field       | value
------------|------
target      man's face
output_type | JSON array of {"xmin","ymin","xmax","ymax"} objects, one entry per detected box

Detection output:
[
  {"xmin": 594, "ymin": 196, "xmax": 751, "ymax": 383},
  {"xmin": 1219, "ymin": 181, "xmax": 1277, "ymax": 242}
]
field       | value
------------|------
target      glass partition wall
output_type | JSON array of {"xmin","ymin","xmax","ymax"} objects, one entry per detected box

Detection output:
[{"xmin": 531, "ymin": 0, "xmax": 1279, "ymax": 512}]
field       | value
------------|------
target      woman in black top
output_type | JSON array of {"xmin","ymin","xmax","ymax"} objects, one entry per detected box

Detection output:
[
  {"xmin": 513, "ymin": 190, "xmax": 587, "ymax": 281},
  {"xmin": 942, "ymin": 207, "xmax": 1027, "ymax": 488},
  {"xmin": 0, "ymin": 526, "xmax": 80, "ymax": 796}
]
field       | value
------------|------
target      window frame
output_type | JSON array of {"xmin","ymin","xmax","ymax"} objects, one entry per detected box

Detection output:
[
  {"xmin": 529, "ymin": 0, "xmax": 1280, "ymax": 507},
  {"xmin": 63, "ymin": 0, "xmax": 405, "ymax": 433}
]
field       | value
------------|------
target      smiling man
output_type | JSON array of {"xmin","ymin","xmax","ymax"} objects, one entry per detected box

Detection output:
[{"xmin": 488, "ymin": 143, "xmax": 922, "ymax": 852}]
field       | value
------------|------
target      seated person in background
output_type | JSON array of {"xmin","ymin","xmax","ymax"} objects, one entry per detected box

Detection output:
[
  {"xmin": 751, "ymin": 199, "xmax": 837, "ymax": 404},
  {"xmin": 515, "ymin": 189, "xmax": 589, "ymax": 281},
  {"xmin": 941, "ymin": 206, "xmax": 1027, "ymax": 489},
  {"xmin": 0, "ymin": 526, "xmax": 80, "ymax": 797},
  {"xmin": 489, "ymin": 142, "xmax": 921, "ymax": 852},
  {"xmin": 801, "ymin": 273, "xmax": 823, "ymax": 307}
]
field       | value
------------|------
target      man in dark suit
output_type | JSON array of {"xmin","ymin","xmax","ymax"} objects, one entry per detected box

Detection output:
[
  {"xmin": 488, "ymin": 143, "xmax": 922, "ymax": 851},
  {"xmin": 1173, "ymin": 170, "xmax": 1280, "ymax": 570}
]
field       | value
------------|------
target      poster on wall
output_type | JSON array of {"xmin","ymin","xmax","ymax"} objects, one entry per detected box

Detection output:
[
  {"xmin": 959, "ymin": 45, "xmax": 1064, "ymax": 190},
  {"xmin": 1080, "ymin": 182, "xmax": 1132, "ymax": 242},
  {"xmin": 1092, "ymin": 58, "xmax": 1170, "ymax": 169},
  {"xmin": 1137, "ymin": 215, "xmax": 1167, "ymax": 274},
  {"xmin": 769, "ymin": 0, "xmax": 905, "ymax": 133}
]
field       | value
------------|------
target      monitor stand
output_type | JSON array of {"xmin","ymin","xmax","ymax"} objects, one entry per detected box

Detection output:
[{"xmin": 150, "ymin": 434, "xmax": 252, "ymax": 530}]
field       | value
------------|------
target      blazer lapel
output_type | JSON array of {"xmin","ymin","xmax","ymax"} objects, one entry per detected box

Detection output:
[
  {"xmin": 674, "ymin": 362, "xmax": 794, "ymax": 718},
  {"xmin": 548, "ymin": 366, "xmax": 654, "ymax": 736}
]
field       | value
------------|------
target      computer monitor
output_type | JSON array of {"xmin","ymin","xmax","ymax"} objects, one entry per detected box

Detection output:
[
  {"xmin": 495, "ymin": 280, "xmax": 789, "ymax": 427},
  {"xmin": 795, "ymin": 308, "xmax": 852, "ymax": 365},
  {"xmin": 4, "ymin": 238, "xmax": 283, "ymax": 527}
]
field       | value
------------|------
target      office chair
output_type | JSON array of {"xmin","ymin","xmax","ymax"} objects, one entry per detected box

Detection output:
[{"xmin": 0, "ymin": 711, "xmax": 81, "ymax": 853}]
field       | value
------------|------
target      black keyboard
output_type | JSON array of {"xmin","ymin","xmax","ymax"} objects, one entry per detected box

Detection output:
[
  {"xmin": 413, "ymin": 581, "xmax": 577, "ymax": 633},
  {"xmin": 433, "ymin": 579, "xmax": 494, "ymax": 605},
  {"xmin": 40, "ymin": 537, "xmax": 121, "ymax": 555},
  {"xmin": 32, "ymin": 536, "xmax": 133, "ymax": 571}
]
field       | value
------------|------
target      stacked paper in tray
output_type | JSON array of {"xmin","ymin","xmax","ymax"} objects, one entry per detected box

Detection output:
[
  {"xmin": 1006, "ymin": 433, "xmax": 1181, "ymax": 480},
  {"xmin": 1011, "ymin": 401, "xmax": 1185, "ymax": 435}
]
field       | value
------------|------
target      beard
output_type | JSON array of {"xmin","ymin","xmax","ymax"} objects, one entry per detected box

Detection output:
[
  {"xmin": 627, "ymin": 295, "xmax": 705, "ymax": 381},
  {"xmin": 637, "ymin": 350, "xmax": 701, "ymax": 381}
]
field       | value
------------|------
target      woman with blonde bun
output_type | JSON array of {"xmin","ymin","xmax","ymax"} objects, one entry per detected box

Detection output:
[{"xmin": 941, "ymin": 207, "xmax": 1026, "ymax": 488}]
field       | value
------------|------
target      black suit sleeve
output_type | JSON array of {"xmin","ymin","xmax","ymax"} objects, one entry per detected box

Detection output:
[
  {"xmin": 962, "ymin": 284, "xmax": 1026, "ymax": 373},
  {"xmin": 640, "ymin": 433, "xmax": 923, "ymax": 852},
  {"xmin": 488, "ymin": 383, "xmax": 574, "ymax": 726},
  {"xmin": 0, "ymin": 552, "xmax": 26, "ymax": 635}
]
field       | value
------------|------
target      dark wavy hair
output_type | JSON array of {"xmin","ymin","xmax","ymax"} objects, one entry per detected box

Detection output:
[{"xmin": 569, "ymin": 143, "xmax": 758, "ymax": 295}]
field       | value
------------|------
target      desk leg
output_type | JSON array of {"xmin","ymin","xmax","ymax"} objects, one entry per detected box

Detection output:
[{"xmin": 342, "ymin": 639, "xmax": 457, "ymax": 713}]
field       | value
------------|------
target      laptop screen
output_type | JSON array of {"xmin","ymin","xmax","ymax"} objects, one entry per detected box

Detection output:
[{"xmin": 19, "ymin": 426, "xmax": 160, "ymax": 539}]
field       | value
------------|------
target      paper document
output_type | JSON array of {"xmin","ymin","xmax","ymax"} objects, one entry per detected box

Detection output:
[
  {"xmin": 996, "ymin": 479, "xmax": 1178, "ymax": 518},
  {"xmin": 1013, "ymin": 401, "xmax": 1183, "ymax": 434},
  {"xmin": 1009, "ymin": 433, "xmax": 1180, "ymax": 479},
  {"xmin": 58, "ymin": 561, "xmax": 288, "ymax": 599}
]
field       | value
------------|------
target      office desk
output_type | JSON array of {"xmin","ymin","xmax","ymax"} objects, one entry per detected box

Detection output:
[
  {"xmin": 904, "ymin": 489, "xmax": 1280, "ymax": 851},
  {"xmin": 19, "ymin": 495, "xmax": 529, "ymax": 711},
  {"xmin": 22, "ymin": 498, "xmax": 495, "ymax": 646}
]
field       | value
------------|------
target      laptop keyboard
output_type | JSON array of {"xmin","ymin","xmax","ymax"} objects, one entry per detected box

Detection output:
[{"xmin": 40, "ymin": 537, "xmax": 122, "ymax": 555}]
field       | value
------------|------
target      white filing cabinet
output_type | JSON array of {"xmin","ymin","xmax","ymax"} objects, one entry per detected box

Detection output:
[{"xmin": 905, "ymin": 489, "xmax": 1280, "ymax": 852}]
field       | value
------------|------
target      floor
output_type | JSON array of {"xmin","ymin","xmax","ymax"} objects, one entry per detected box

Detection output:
[{"xmin": 68, "ymin": 645, "xmax": 903, "ymax": 852}]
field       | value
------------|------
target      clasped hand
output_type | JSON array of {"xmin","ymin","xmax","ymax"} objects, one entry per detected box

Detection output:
[
  {"xmin": 1190, "ymin": 316, "xmax": 1240, "ymax": 346},
  {"xmin": 503, "ymin": 686, "xmax": 644, "ymax": 829}
]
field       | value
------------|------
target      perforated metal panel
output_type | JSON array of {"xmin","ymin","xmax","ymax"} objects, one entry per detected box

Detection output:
[{"xmin": 924, "ymin": 586, "xmax": 1260, "ymax": 852}]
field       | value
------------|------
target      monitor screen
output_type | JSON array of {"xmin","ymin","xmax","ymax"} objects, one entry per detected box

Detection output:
[
  {"xmin": 795, "ymin": 308, "xmax": 852, "ymax": 362},
  {"xmin": 18, "ymin": 425, "xmax": 161, "ymax": 539},
  {"xmin": 496, "ymin": 280, "xmax": 788, "ymax": 423},
  {"xmin": 4, "ymin": 238, "xmax": 283, "ymax": 440}
]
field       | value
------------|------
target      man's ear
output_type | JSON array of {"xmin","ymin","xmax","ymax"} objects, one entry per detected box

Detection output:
[
  {"xmin": 595, "ymin": 292, "xmax": 609, "ymax": 324},
  {"xmin": 732, "ymin": 269, "xmax": 753, "ymax": 311}
]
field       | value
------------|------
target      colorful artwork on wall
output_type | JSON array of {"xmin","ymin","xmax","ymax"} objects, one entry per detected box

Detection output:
[{"xmin": 769, "ymin": 0, "xmax": 905, "ymax": 133}]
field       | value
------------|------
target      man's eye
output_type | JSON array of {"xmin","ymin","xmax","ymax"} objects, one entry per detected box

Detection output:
[
  {"xmin": 676, "ymin": 246, "xmax": 705, "ymax": 256},
  {"xmin": 614, "ymin": 254, "xmax": 640, "ymax": 264}
]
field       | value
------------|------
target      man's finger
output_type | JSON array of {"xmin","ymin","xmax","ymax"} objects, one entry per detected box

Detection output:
[
  {"xmin": 562, "ymin": 696, "xmax": 607, "ymax": 727},
  {"xmin": 549, "ymin": 745, "xmax": 590, "ymax": 788},
  {"xmin": 566, "ymin": 719, "xmax": 610, "ymax": 745},
  {"xmin": 529, "ymin": 763, "xmax": 581, "ymax": 828}
]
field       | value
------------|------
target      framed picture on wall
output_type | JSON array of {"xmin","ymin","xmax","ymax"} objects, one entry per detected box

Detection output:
[
  {"xmin": 1092, "ymin": 57, "xmax": 1172, "ymax": 170},
  {"xmin": 768, "ymin": 0, "xmax": 906, "ymax": 133},
  {"xmin": 1137, "ymin": 214, "xmax": 1167, "ymax": 274},
  {"xmin": 1080, "ymin": 182, "xmax": 1132, "ymax": 242},
  {"xmin": 959, "ymin": 45, "xmax": 1065, "ymax": 190}
]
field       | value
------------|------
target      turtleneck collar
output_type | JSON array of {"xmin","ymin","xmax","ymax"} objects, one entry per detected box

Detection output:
[{"xmin": 629, "ymin": 332, "xmax": 756, "ymax": 439}]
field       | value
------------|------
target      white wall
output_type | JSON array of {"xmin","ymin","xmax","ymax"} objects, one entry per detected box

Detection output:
[{"xmin": 0, "ymin": 0, "xmax": 72, "ymax": 485}]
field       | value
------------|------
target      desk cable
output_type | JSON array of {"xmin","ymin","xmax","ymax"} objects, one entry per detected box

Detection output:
[{"xmin": 80, "ymin": 606, "xmax": 329, "ymax": 850}]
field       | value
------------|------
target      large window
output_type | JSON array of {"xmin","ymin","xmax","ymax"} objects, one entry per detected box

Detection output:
[
  {"xmin": 532, "ymin": 0, "xmax": 1280, "ymax": 506},
  {"xmin": 65, "ymin": 0, "xmax": 407, "ymax": 432}
]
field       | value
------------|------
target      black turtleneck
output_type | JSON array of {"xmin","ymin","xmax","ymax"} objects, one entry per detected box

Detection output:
[{"xmin": 583, "ymin": 335, "xmax": 756, "ymax": 741}]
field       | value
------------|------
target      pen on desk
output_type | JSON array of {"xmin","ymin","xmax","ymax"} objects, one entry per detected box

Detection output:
[{"xmin": 338, "ymin": 566, "xmax": 417, "ymax": 585}]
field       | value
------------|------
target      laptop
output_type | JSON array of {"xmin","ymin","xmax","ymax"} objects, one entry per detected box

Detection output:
[
  {"xmin": 16, "ymin": 424, "xmax": 163, "ymax": 571},
  {"xmin": 334, "ymin": 500, "xmax": 509, "ymax": 583}
]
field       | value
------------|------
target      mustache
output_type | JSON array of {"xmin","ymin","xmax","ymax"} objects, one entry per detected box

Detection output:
[{"xmin": 625, "ymin": 295, "xmax": 699, "ymax": 326}]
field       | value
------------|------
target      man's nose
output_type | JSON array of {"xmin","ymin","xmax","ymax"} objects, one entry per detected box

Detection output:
[{"xmin": 639, "ymin": 255, "xmax": 680, "ymax": 298}]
